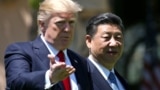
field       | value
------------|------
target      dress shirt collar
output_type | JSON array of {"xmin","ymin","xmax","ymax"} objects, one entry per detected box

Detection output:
[
  {"xmin": 88, "ymin": 54, "xmax": 115, "ymax": 80},
  {"xmin": 40, "ymin": 35, "xmax": 67, "ymax": 62},
  {"xmin": 88, "ymin": 55, "xmax": 125, "ymax": 90},
  {"xmin": 40, "ymin": 35, "xmax": 79, "ymax": 90}
]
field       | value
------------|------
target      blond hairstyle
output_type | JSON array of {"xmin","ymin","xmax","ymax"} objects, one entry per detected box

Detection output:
[{"xmin": 37, "ymin": 0, "xmax": 82, "ymax": 34}]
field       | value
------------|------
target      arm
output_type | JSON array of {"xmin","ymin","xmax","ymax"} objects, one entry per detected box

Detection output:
[
  {"xmin": 5, "ymin": 43, "xmax": 75, "ymax": 90},
  {"xmin": 5, "ymin": 43, "xmax": 46, "ymax": 90}
]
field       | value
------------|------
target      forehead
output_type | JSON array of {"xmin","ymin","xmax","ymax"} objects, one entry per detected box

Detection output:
[{"xmin": 97, "ymin": 24, "xmax": 122, "ymax": 33}]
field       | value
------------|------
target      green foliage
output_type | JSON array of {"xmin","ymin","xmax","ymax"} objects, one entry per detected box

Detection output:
[{"xmin": 28, "ymin": 0, "xmax": 42, "ymax": 9}]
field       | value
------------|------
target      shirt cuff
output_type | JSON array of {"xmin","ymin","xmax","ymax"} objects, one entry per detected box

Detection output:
[{"xmin": 45, "ymin": 70, "xmax": 54, "ymax": 89}]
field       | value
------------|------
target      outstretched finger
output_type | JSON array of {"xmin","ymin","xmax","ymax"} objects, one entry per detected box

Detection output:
[{"xmin": 48, "ymin": 54, "xmax": 56, "ymax": 65}]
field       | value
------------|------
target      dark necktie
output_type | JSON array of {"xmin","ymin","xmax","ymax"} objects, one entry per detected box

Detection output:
[
  {"xmin": 57, "ymin": 51, "xmax": 71, "ymax": 90},
  {"xmin": 108, "ymin": 72, "xmax": 119, "ymax": 90}
]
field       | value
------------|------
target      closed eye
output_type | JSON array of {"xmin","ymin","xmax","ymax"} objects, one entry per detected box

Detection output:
[
  {"xmin": 68, "ymin": 20, "xmax": 75, "ymax": 26},
  {"xmin": 102, "ymin": 36, "xmax": 111, "ymax": 41},
  {"xmin": 55, "ymin": 21, "xmax": 66, "ymax": 27},
  {"xmin": 115, "ymin": 35, "xmax": 123, "ymax": 41},
  {"xmin": 55, "ymin": 20, "xmax": 75, "ymax": 27}
]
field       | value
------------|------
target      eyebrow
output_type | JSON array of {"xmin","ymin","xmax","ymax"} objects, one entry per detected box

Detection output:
[{"xmin": 57, "ymin": 18, "xmax": 76, "ymax": 21}]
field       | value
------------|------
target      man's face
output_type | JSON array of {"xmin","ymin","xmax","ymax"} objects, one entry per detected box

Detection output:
[
  {"xmin": 86, "ymin": 24, "xmax": 124, "ymax": 68},
  {"xmin": 42, "ymin": 12, "xmax": 76, "ymax": 50}
]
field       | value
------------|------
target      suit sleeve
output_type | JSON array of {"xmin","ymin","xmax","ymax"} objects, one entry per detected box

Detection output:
[{"xmin": 5, "ymin": 43, "xmax": 46, "ymax": 90}]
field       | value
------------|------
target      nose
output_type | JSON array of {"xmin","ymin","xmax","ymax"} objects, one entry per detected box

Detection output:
[{"xmin": 109, "ymin": 37, "xmax": 117, "ymax": 47}]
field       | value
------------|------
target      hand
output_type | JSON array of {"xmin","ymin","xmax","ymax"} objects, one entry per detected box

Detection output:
[{"xmin": 47, "ymin": 54, "xmax": 76, "ymax": 83}]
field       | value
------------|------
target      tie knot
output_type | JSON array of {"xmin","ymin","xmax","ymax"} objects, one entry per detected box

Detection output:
[{"xmin": 57, "ymin": 51, "xmax": 65, "ymax": 62}]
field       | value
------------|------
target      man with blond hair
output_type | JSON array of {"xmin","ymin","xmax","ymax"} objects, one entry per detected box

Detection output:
[{"xmin": 4, "ymin": 0, "xmax": 92, "ymax": 90}]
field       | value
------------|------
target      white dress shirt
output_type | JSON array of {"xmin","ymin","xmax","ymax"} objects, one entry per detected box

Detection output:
[
  {"xmin": 40, "ymin": 35, "xmax": 78, "ymax": 90},
  {"xmin": 88, "ymin": 55, "xmax": 125, "ymax": 90}
]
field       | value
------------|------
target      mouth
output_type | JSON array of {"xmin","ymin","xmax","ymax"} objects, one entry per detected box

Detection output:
[
  {"xmin": 62, "ymin": 36, "xmax": 70, "ymax": 39},
  {"xmin": 61, "ymin": 36, "xmax": 70, "ymax": 41},
  {"xmin": 107, "ymin": 51, "xmax": 118, "ymax": 55}
]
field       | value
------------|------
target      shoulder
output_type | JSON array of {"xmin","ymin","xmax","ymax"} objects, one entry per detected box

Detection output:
[
  {"xmin": 4, "ymin": 41, "xmax": 33, "ymax": 57},
  {"xmin": 67, "ymin": 49, "xmax": 78, "ymax": 55},
  {"xmin": 4, "ymin": 41, "xmax": 33, "ymax": 64},
  {"xmin": 67, "ymin": 49, "xmax": 85, "ymax": 59},
  {"xmin": 67, "ymin": 49, "xmax": 88, "ymax": 64},
  {"xmin": 6, "ymin": 41, "xmax": 31, "ymax": 51},
  {"xmin": 5, "ymin": 36, "xmax": 41, "ymax": 52},
  {"xmin": 5, "ymin": 36, "xmax": 42, "ymax": 52}
]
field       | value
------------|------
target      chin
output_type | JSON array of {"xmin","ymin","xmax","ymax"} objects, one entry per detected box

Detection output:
[{"xmin": 60, "ymin": 45, "xmax": 69, "ymax": 50}]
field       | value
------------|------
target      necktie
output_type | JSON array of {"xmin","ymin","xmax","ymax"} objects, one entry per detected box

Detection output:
[
  {"xmin": 57, "ymin": 51, "xmax": 71, "ymax": 90},
  {"xmin": 108, "ymin": 72, "xmax": 119, "ymax": 90}
]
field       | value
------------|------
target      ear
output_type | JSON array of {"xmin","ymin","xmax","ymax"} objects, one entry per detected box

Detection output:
[
  {"xmin": 38, "ymin": 20, "xmax": 46, "ymax": 34},
  {"xmin": 38, "ymin": 20, "xmax": 45, "ymax": 28},
  {"xmin": 85, "ymin": 35, "xmax": 92, "ymax": 48}
]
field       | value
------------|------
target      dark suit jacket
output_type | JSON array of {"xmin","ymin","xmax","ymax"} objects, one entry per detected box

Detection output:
[
  {"xmin": 5, "ymin": 36, "xmax": 91, "ymax": 90},
  {"xmin": 87, "ymin": 59, "xmax": 129, "ymax": 90}
]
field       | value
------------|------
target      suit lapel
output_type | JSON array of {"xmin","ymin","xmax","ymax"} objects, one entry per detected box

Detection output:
[
  {"xmin": 67, "ymin": 50, "xmax": 80, "ymax": 74},
  {"xmin": 88, "ymin": 60, "xmax": 112, "ymax": 90},
  {"xmin": 67, "ymin": 49, "xmax": 88, "ymax": 90},
  {"xmin": 67, "ymin": 49, "xmax": 81, "ymax": 78},
  {"xmin": 32, "ymin": 36, "xmax": 50, "ymax": 69},
  {"xmin": 31, "ymin": 36, "xmax": 65, "ymax": 90}
]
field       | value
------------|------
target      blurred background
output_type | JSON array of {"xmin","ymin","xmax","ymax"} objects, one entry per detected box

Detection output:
[{"xmin": 0, "ymin": 0, "xmax": 160, "ymax": 90}]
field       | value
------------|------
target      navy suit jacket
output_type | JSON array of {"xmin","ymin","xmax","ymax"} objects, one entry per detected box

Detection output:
[
  {"xmin": 5, "ymin": 36, "xmax": 91, "ymax": 90},
  {"xmin": 87, "ymin": 59, "xmax": 129, "ymax": 90}
]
